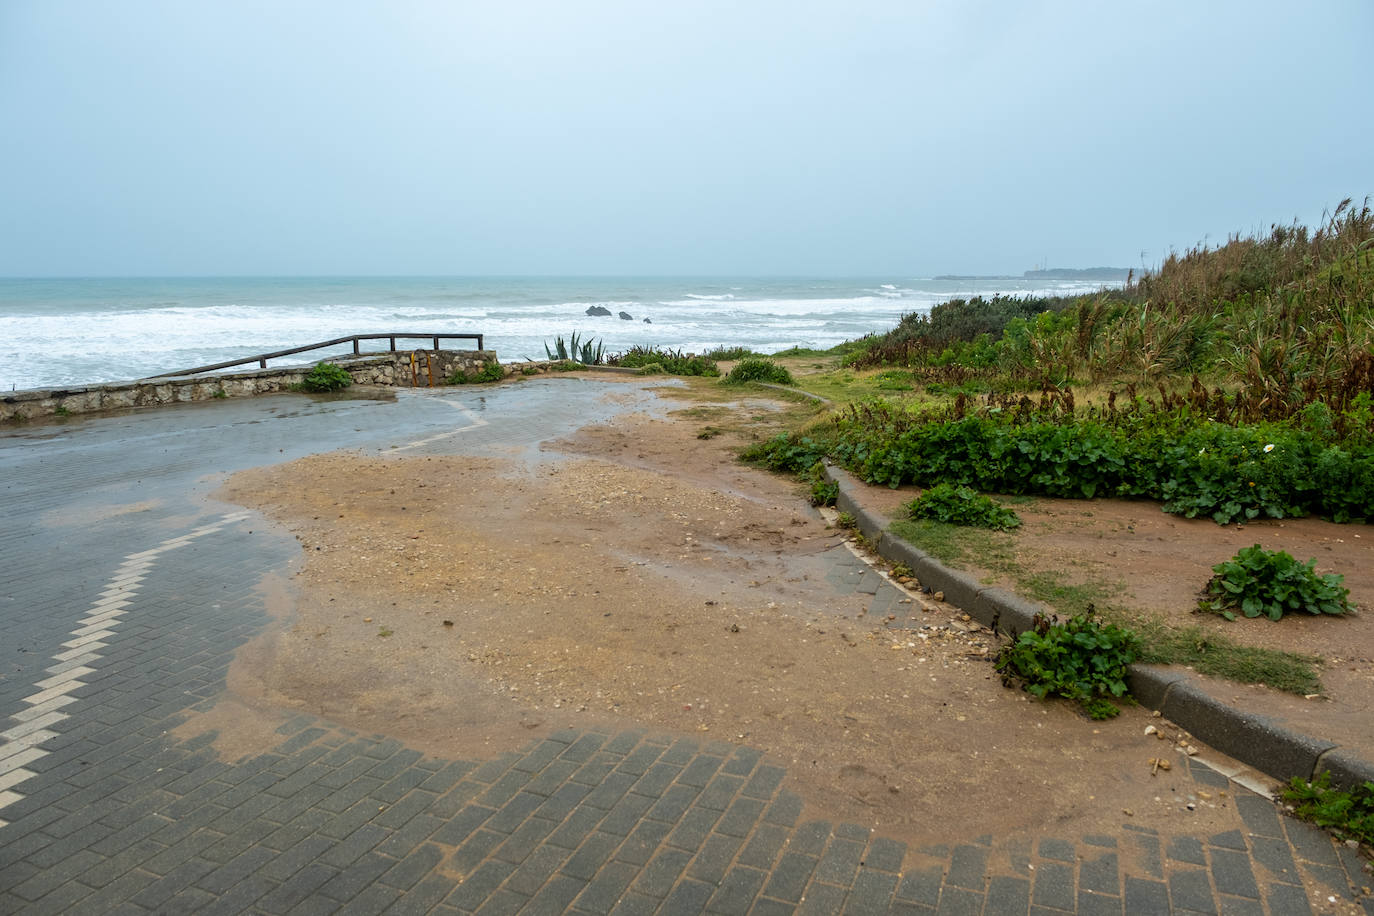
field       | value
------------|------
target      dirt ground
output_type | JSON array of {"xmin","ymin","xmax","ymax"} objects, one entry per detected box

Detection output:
[
  {"xmin": 206, "ymin": 376, "xmax": 1369, "ymax": 849},
  {"xmin": 855, "ymin": 478, "xmax": 1374, "ymax": 766}
]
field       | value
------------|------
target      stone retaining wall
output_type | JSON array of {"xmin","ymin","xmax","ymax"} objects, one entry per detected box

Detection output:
[{"xmin": 1, "ymin": 349, "xmax": 505, "ymax": 422}]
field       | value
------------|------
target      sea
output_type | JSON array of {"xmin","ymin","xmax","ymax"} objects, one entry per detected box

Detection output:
[{"xmin": 0, "ymin": 276, "xmax": 1121, "ymax": 391}]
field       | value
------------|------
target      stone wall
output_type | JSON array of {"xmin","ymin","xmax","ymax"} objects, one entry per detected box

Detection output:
[{"xmin": 1, "ymin": 350, "xmax": 510, "ymax": 423}]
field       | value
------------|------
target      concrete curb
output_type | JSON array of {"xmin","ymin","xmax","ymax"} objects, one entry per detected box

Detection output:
[{"xmin": 823, "ymin": 462, "xmax": 1374, "ymax": 792}]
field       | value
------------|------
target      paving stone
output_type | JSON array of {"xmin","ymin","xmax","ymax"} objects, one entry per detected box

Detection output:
[
  {"xmin": 933, "ymin": 885, "xmax": 983, "ymax": 915},
  {"xmin": 705, "ymin": 864, "xmax": 768, "ymax": 915},
  {"xmin": 1264, "ymin": 881, "xmax": 1316, "ymax": 916},
  {"xmin": 1285, "ymin": 817, "xmax": 1341, "ymax": 867},
  {"xmin": 1075, "ymin": 889, "xmax": 1123, "ymax": 915},
  {"xmin": 762, "ymin": 851, "xmax": 820, "ymax": 903},
  {"xmin": 796, "ymin": 881, "xmax": 848, "ymax": 915},
  {"xmin": 1078, "ymin": 850, "xmax": 1119, "ymax": 897},
  {"xmin": 943, "ymin": 844, "xmax": 987, "ymax": 891},
  {"xmin": 844, "ymin": 868, "xmax": 899, "ymax": 914},
  {"xmin": 443, "ymin": 859, "xmax": 516, "ymax": 912},
  {"xmin": 1122, "ymin": 875, "xmax": 1171, "ymax": 916},
  {"xmin": 894, "ymin": 866, "xmax": 943, "ymax": 908},
  {"xmin": 1209, "ymin": 847, "xmax": 1260, "ymax": 899},
  {"xmin": 1031, "ymin": 860, "xmax": 1075, "ymax": 911},
  {"xmin": 570, "ymin": 859, "xmax": 638, "ymax": 913},
  {"xmin": 688, "ymin": 832, "xmax": 745, "ymax": 885},
  {"xmin": 666, "ymin": 805, "xmax": 723, "ymax": 852},
  {"xmin": 615, "ymin": 819, "xmax": 672, "ymax": 867},
  {"xmin": 863, "ymin": 836, "xmax": 906, "ymax": 874},
  {"xmin": 1037, "ymin": 837, "xmax": 1076, "ymax": 862},
  {"xmin": 984, "ymin": 874, "xmax": 1030, "ymax": 915},
  {"xmin": 1166, "ymin": 834, "xmax": 1208, "ymax": 866},
  {"xmin": 660, "ymin": 876, "xmax": 716, "ymax": 913},
  {"xmin": 1168, "ymin": 866, "xmax": 1218, "ymax": 915}
]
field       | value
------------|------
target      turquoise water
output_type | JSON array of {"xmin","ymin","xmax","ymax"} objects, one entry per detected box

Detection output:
[{"xmin": 0, "ymin": 276, "xmax": 1117, "ymax": 390}]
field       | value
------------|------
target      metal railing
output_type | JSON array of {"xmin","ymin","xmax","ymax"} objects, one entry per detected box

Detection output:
[{"xmin": 144, "ymin": 332, "xmax": 485, "ymax": 379}]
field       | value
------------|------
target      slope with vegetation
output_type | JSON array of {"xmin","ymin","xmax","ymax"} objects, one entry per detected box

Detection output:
[{"xmin": 742, "ymin": 197, "xmax": 1374, "ymax": 705}]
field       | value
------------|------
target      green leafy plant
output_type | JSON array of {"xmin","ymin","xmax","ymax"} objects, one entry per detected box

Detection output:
[
  {"xmin": 1283, "ymin": 773, "xmax": 1374, "ymax": 846},
  {"xmin": 545, "ymin": 332, "xmax": 604, "ymax": 365},
  {"xmin": 1202, "ymin": 544, "xmax": 1352, "ymax": 620},
  {"xmin": 806, "ymin": 463, "xmax": 838, "ymax": 506},
  {"xmin": 299, "ymin": 362, "xmax": 352, "ymax": 392},
  {"xmin": 905, "ymin": 482, "xmax": 1021, "ymax": 530},
  {"xmin": 995, "ymin": 608, "xmax": 1140, "ymax": 719},
  {"xmin": 612, "ymin": 347, "xmax": 719, "ymax": 377},
  {"xmin": 835, "ymin": 511, "xmax": 857, "ymax": 529},
  {"xmin": 723, "ymin": 357, "xmax": 796, "ymax": 386},
  {"xmin": 448, "ymin": 361, "xmax": 503, "ymax": 384}
]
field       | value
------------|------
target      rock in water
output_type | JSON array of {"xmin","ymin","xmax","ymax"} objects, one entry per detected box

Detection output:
[
  {"xmin": 643, "ymin": 317, "xmax": 652, "ymax": 324},
  {"xmin": 586, "ymin": 306, "xmax": 612, "ymax": 317},
  {"xmin": 618, "ymin": 311, "xmax": 633, "ymax": 321}
]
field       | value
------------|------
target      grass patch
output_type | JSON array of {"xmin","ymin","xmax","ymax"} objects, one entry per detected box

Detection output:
[
  {"xmin": 1133, "ymin": 618, "xmax": 1322, "ymax": 695},
  {"xmin": 885, "ymin": 517, "xmax": 1323, "ymax": 695}
]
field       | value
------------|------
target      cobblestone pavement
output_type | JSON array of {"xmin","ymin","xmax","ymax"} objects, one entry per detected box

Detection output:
[{"xmin": 2, "ymin": 382, "xmax": 1371, "ymax": 915}]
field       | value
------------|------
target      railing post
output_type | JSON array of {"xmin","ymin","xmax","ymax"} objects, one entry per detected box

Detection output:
[
  {"xmin": 477, "ymin": 334, "xmax": 484, "ymax": 350},
  {"xmin": 389, "ymin": 336, "xmax": 397, "ymax": 352},
  {"xmin": 353, "ymin": 338, "xmax": 360, "ymax": 355},
  {"xmin": 259, "ymin": 359, "xmax": 267, "ymax": 369},
  {"xmin": 433, "ymin": 336, "xmax": 440, "ymax": 351}
]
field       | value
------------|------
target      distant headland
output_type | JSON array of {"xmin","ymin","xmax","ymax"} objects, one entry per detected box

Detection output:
[{"xmin": 1021, "ymin": 267, "xmax": 1132, "ymax": 280}]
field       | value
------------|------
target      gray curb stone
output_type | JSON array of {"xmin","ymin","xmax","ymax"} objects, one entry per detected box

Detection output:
[
  {"xmin": 1159, "ymin": 683, "xmax": 1336, "ymax": 784},
  {"xmin": 1314, "ymin": 747, "xmax": 1374, "ymax": 789},
  {"xmin": 821, "ymin": 461, "xmax": 1373, "ymax": 792}
]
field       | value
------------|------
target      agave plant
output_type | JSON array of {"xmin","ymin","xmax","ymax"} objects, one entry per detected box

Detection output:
[{"xmin": 544, "ymin": 332, "xmax": 605, "ymax": 365}]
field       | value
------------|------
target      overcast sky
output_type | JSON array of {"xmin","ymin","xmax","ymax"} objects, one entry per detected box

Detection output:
[{"xmin": 1, "ymin": 1, "xmax": 1370, "ymax": 277}]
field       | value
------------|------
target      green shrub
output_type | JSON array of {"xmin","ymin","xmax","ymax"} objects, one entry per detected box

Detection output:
[
  {"xmin": 905, "ymin": 483, "xmax": 1020, "ymax": 530},
  {"xmin": 1282, "ymin": 773, "xmax": 1374, "ymax": 846},
  {"xmin": 740, "ymin": 433, "xmax": 832, "ymax": 474},
  {"xmin": 1201, "ymin": 544, "xmax": 1352, "ymax": 620},
  {"xmin": 611, "ymin": 347, "xmax": 718, "ymax": 377},
  {"xmin": 299, "ymin": 362, "xmax": 352, "ymax": 392},
  {"xmin": 807, "ymin": 463, "xmax": 838, "ymax": 506},
  {"xmin": 448, "ymin": 361, "xmax": 503, "ymax": 384},
  {"xmin": 995, "ymin": 609, "xmax": 1140, "ymax": 719},
  {"xmin": 722, "ymin": 357, "xmax": 796, "ymax": 386},
  {"xmin": 819, "ymin": 400, "xmax": 1374, "ymax": 525}
]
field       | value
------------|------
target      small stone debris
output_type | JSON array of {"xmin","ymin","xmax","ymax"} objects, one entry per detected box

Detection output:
[
  {"xmin": 1184, "ymin": 745, "xmax": 1199, "ymax": 756},
  {"xmin": 1144, "ymin": 725, "xmax": 1158, "ymax": 736},
  {"xmin": 442, "ymin": 620, "xmax": 454, "ymax": 627}
]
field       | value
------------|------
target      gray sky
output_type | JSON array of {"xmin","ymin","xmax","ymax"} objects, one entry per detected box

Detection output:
[{"xmin": 1, "ymin": 1, "xmax": 1370, "ymax": 277}]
